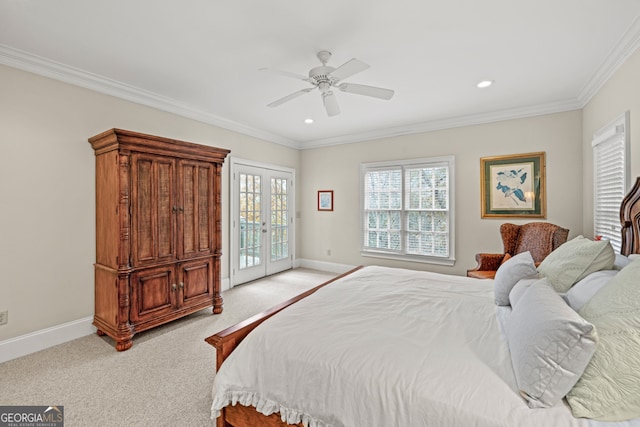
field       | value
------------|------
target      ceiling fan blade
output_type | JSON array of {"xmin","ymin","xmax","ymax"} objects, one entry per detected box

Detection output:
[
  {"xmin": 260, "ymin": 67, "xmax": 311, "ymax": 82},
  {"xmin": 329, "ymin": 58, "xmax": 369, "ymax": 81},
  {"xmin": 338, "ymin": 83, "xmax": 394, "ymax": 100},
  {"xmin": 267, "ymin": 88, "xmax": 314, "ymax": 108},
  {"xmin": 323, "ymin": 91, "xmax": 340, "ymax": 117}
]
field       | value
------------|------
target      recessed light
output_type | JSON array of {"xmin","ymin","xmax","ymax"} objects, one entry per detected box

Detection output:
[
  {"xmin": 304, "ymin": 118, "xmax": 314, "ymax": 124},
  {"xmin": 477, "ymin": 80, "xmax": 494, "ymax": 88}
]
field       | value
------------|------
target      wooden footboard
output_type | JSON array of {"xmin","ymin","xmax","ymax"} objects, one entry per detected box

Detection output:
[{"xmin": 205, "ymin": 266, "xmax": 363, "ymax": 427}]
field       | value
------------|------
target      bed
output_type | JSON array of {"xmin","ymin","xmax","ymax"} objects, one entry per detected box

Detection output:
[{"xmin": 205, "ymin": 177, "xmax": 640, "ymax": 427}]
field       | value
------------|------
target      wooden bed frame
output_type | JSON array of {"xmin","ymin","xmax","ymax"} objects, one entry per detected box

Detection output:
[
  {"xmin": 205, "ymin": 266, "xmax": 362, "ymax": 427},
  {"xmin": 205, "ymin": 177, "xmax": 640, "ymax": 427}
]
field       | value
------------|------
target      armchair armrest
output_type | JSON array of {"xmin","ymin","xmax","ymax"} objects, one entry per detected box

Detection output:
[{"xmin": 468, "ymin": 253, "xmax": 505, "ymax": 272}]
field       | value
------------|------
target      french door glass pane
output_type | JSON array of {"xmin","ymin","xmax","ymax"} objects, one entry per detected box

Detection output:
[
  {"xmin": 270, "ymin": 177, "xmax": 288, "ymax": 262},
  {"xmin": 239, "ymin": 173, "xmax": 262, "ymax": 269}
]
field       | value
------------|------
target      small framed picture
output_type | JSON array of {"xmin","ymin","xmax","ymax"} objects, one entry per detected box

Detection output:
[{"xmin": 317, "ymin": 190, "xmax": 334, "ymax": 211}]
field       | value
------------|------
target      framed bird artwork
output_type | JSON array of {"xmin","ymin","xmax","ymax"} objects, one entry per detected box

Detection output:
[{"xmin": 480, "ymin": 152, "xmax": 546, "ymax": 218}]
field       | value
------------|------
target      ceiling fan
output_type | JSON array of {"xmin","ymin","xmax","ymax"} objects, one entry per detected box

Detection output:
[{"xmin": 262, "ymin": 50, "xmax": 395, "ymax": 117}]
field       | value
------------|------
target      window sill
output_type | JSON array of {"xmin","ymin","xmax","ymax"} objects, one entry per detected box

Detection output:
[{"xmin": 360, "ymin": 250, "xmax": 456, "ymax": 266}]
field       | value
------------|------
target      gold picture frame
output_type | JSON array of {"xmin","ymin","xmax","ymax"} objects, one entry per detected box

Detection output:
[{"xmin": 480, "ymin": 152, "xmax": 546, "ymax": 218}]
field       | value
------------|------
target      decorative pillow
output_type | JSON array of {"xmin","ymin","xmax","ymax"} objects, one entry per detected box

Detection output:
[
  {"xmin": 564, "ymin": 270, "xmax": 617, "ymax": 311},
  {"xmin": 566, "ymin": 259, "xmax": 640, "ymax": 421},
  {"xmin": 614, "ymin": 253, "xmax": 631, "ymax": 270},
  {"xmin": 537, "ymin": 235, "xmax": 615, "ymax": 293},
  {"xmin": 507, "ymin": 279, "xmax": 598, "ymax": 409},
  {"xmin": 494, "ymin": 251, "xmax": 538, "ymax": 306},
  {"xmin": 508, "ymin": 277, "xmax": 540, "ymax": 308}
]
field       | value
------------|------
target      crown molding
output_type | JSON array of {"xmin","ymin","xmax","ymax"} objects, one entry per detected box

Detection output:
[
  {"xmin": 577, "ymin": 16, "xmax": 640, "ymax": 106},
  {"xmin": 0, "ymin": 44, "xmax": 299, "ymax": 149},
  {"xmin": 3, "ymin": 15, "xmax": 639, "ymax": 152},
  {"xmin": 300, "ymin": 99, "xmax": 583, "ymax": 149}
]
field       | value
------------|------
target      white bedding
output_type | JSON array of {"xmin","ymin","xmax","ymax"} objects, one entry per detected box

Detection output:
[{"xmin": 211, "ymin": 266, "xmax": 639, "ymax": 427}]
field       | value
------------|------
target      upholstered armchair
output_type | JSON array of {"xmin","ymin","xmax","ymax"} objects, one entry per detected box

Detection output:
[{"xmin": 467, "ymin": 222, "xmax": 569, "ymax": 279}]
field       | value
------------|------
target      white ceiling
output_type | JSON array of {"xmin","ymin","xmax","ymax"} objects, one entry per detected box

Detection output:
[{"xmin": 2, "ymin": 1, "xmax": 640, "ymax": 149}]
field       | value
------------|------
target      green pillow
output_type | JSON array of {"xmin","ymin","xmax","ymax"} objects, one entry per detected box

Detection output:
[
  {"xmin": 566, "ymin": 259, "xmax": 640, "ymax": 421},
  {"xmin": 537, "ymin": 236, "xmax": 614, "ymax": 292}
]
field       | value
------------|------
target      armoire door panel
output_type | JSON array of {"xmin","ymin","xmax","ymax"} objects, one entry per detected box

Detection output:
[
  {"xmin": 198, "ymin": 166, "xmax": 211, "ymax": 251},
  {"xmin": 179, "ymin": 161, "xmax": 214, "ymax": 259},
  {"xmin": 131, "ymin": 153, "xmax": 177, "ymax": 266},
  {"xmin": 135, "ymin": 158, "xmax": 154, "ymax": 261},
  {"xmin": 130, "ymin": 266, "xmax": 176, "ymax": 323},
  {"xmin": 157, "ymin": 160, "xmax": 174, "ymax": 259},
  {"xmin": 180, "ymin": 258, "xmax": 212, "ymax": 303},
  {"xmin": 182, "ymin": 164, "xmax": 195, "ymax": 255}
]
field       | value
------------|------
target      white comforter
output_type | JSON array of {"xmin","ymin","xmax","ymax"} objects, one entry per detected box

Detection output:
[{"xmin": 210, "ymin": 266, "xmax": 633, "ymax": 427}]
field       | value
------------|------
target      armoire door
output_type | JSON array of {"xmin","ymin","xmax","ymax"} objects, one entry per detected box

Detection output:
[
  {"xmin": 179, "ymin": 257, "xmax": 214, "ymax": 306},
  {"xmin": 130, "ymin": 265, "xmax": 177, "ymax": 323},
  {"xmin": 178, "ymin": 160, "xmax": 215, "ymax": 260},
  {"xmin": 130, "ymin": 153, "xmax": 177, "ymax": 267}
]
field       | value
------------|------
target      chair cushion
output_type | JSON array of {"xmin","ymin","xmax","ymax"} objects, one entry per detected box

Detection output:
[{"xmin": 467, "ymin": 270, "xmax": 496, "ymax": 280}]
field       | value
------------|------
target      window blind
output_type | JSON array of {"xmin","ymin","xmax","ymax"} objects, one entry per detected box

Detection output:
[{"xmin": 592, "ymin": 113, "xmax": 629, "ymax": 253}]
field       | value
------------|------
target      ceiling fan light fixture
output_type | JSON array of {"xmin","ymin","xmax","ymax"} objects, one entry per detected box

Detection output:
[
  {"xmin": 477, "ymin": 80, "xmax": 494, "ymax": 88},
  {"xmin": 263, "ymin": 50, "xmax": 394, "ymax": 117}
]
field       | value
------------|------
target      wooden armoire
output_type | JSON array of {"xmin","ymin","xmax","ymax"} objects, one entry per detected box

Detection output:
[{"xmin": 89, "ymin": 129, "xmax": 230, "ymax": 351}]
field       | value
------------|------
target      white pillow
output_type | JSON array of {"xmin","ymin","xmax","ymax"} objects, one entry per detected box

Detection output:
[
  {"xmin": 507, "ymin": 279, "xmax": 598, "ymax": 409},
  {"xmin": 537, "ymin": 235, "xmax": 615, "ymax": 293},
  {"xmin": 614, "ymin": 253, "xmax": 631, "ymax": 270},
  {"xmin": 494, "ymin": 251, "xmax": 538, "ymax": 306},
  {"xmin": 508, "ymin": 277, "xmax": 540, "ymax": 307},
  {"xmin": 564, "ymin": 270, "xmax": 617, "ymax": 311}
]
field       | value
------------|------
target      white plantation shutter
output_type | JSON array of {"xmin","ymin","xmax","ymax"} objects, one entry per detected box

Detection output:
[
  {"xmin": 361, "ymin": 156, "xmax": 455, "ymax": 265},
  {"xmin": 592, "ymin": 112, "xmax": 629, "ymax": 253}
]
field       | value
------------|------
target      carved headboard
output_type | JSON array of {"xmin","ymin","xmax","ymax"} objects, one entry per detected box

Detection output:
[{"xmin": 621, "ymin": 177, "xmax": 640, "ymax": 256}]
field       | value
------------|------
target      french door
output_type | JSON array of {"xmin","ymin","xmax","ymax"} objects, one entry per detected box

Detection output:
[{"xmin": 231, "ymin": 160, "xmax": 294, "ymax": 286}]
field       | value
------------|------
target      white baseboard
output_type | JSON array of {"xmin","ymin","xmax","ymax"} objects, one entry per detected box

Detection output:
[
  {"xmin": 0, "ymin": 316, "xmax": 96, "ymax": 364},
  {"xmin": 221, "ymin": 276, "xmax": 231, "ymax": 292},
  {"xmin": 295, "ymin": 258, "xmax": 357, "ymax": 274}
]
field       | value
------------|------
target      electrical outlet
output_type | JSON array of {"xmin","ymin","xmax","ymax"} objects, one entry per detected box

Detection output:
[{"xmin": 0, "ymin": 310, "xmax": 7, "ymax": 326}]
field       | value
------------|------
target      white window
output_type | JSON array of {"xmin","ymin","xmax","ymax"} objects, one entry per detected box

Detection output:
[
  {"xmin": 592, "ymin": 111, "xmax": 630, "ymax": 252},
  {"xmin": 360, "ymin": 156, "xmax": 455, "ymax": 265}
]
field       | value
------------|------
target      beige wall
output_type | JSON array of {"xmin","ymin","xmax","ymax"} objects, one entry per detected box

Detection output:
[
  {"xmin": 299, "ymin": 110, "xmax": 584, "ymax": 276},
  {"xmin": 0, "ymin": 64, "xmax": 300, "ymax": 341},
  {"xmin": 582, "ymin": 47, "xmax": 640, "ymax": 234},
  {"xmin": 2, "ymin": 41, "xmax": 637, "ymax": 342}
]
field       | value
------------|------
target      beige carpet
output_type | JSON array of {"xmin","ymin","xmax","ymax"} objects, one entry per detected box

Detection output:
[{"xmin": 0, "ymin": 268, "xmax": 338, "ymax": 427}]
